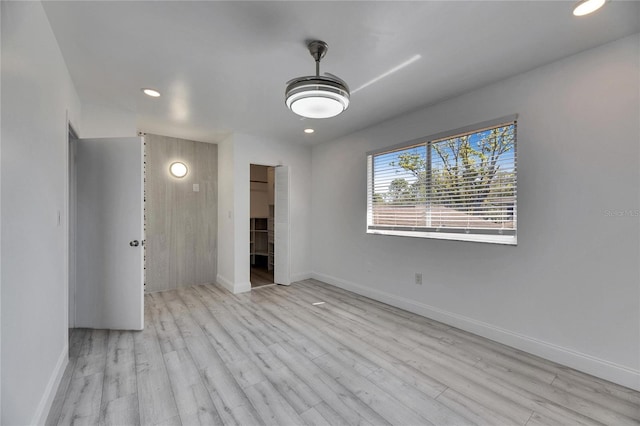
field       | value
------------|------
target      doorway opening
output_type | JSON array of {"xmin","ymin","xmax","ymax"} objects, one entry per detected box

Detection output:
[{"xmin": 250, "ymin": 164, "xmax": 275, "ymax": 287}]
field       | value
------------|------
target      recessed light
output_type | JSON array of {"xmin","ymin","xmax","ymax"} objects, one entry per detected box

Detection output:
[
  {"xmin": 573, "ymin": 0, "xmax": 606, "ymax": 16},
  {"xmin": 142, "ymin": 88, "xmax": 161, "ymax": 97},
  {"xmin": 304, "ymin": 128, "xmax": 315, "ymax": 134}
]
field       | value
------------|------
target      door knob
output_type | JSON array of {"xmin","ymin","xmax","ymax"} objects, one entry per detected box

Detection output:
[{"xmin": 129, "ymin": 240, "xmax": 140, "ymax": 247}]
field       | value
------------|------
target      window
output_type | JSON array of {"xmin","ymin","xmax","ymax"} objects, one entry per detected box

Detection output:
[{"xmin": 367, "ymin": 116, "xmax": 517, "ymax": 245}]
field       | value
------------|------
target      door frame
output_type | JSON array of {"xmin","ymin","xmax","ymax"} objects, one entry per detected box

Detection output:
[
  {"xmin": 66, "ymin": 121, "xmax": 78, "ymax": 329},
  {"xmin": 273, "ymin": 165, "xmax": 291, "ymax": 286},
  {"xmin": 246, "ymin": 163, "xmax": 290, "ymax": 288}
]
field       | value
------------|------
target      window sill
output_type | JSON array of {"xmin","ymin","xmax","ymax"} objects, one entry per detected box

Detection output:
[{"xmin": 366, "ymin": 228, "xmax": 517, "ymax": 245}]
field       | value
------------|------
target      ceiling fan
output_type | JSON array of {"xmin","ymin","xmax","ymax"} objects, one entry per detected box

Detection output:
[{"xmin": 285, "ymin": 40, "xmax": 350, "ymax": 119}]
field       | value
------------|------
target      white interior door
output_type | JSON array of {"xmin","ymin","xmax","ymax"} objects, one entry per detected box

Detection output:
[
  {"xmin": 274, "ymin": 165, "xmax": 291, "ymax": 285},
  {"xmin": 75, "ymin": 137, "xmax": 144, "ymax": 330}
]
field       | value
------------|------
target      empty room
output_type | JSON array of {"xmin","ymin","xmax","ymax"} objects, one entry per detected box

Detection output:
[{"xmin": 2, "ymin": 1, "xmax": 639, "ymax": 425}]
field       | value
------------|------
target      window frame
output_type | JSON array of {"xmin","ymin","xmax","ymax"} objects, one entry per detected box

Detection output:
[{"xmin": 366, "ymin": 115, "xmax": 518, "ymax": 245}]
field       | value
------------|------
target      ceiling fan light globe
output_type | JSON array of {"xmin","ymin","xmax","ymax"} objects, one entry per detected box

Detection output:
[{"xmin": 290, "ymin": 97, "xmax": 346, "ymax": 119}]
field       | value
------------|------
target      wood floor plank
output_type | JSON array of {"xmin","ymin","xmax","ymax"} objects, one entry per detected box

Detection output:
[
  {"xmin": 525, "ymin": 411, "xmax": 571, "ymax": 426},
  {"xmin": 148, "ymin": 292, "xmax": 187, "ymax": 355},
  {"xmin": 133, "ymin": 317, "xmax": 180, "ymax": 425},
  {"xmin": 259, "ymin": 365, "xmax": 323, "ymax": 415},
  {"xmin": 407, "ymin": 344, "xmax": 602, "ymax": 426},
  {"xmin": 296, "ymin": 284, "xmax": 600, "ymax": 426},
  {"xmin": 277, "ymin": 287, "xmax": 536, "ymax": 425},
  {"xmin": 178, "ymin": 287, "xmax": 265, "ymax": 389},
  {"xmin": 555, "ymin": 368, "xmax": 640, "ymax": 408},
  {"xmin": 162, "ymin": 289, "xmax": 264, "ymax": 425},
  {"xmin": 100, "ymin": 393, "xmax": 139, "ymax": 426},
  {"xmin": 435, "ymin": 388, "xmax": 522, "ymax": 426},
  {"xmin": 258, "ymin": 287, "xmax": 449, "ymax": 399},
  {"xmin": 551, "ymin": 374, "xmax": 640, "ymax": 419},
  {"xmin": 102, "ymin": 331, "xmax": 137, "ymax": 402},
  {"xmin": 243, "ymin": 380, "xmax": 305, "ymax": 425},
  {"xmin": 73, "ymin": 329, "xmax": 108, "ymax": 379},
  {"xmin": 313, "ymin": 352, "xmax": 435, "ymax": 425},
  {"xmin": 197, "ymin": 284, "xmax": 326, "ymax": 360},
  {"xmin": 100, "ymin": 330, "xmax": 138, "ymax": 426},
  {"xmin": 473, "ymin": 356, "xmax": 639, "ymax": 425},
  {"xmin": 188, "ymin": 286, "xmax": 326, "ymax": 417},
  {"xmin": 365, "ymin": 367, "xmax": 472, "ymax": 426},
  {"xmin": 56, "ymin": 372, "xmax": 103, "ymax": 426},
  {"xmin": 299, "ymin": 406, "xmax": 333, "ymax": 426},
  {"xmin": 307, "ymin": 401, "xmax": 352, "ymax": 426},
  {"xmin": 163, "ymin": 349, "xmax": 223, "ymax": 425},
  {"xmin": 49, "ymin": 280, "xmax": 640, "ymax": 426},
  {"xmin": 269, "ymin": 341, "xmax": 390, "ymax": 425}
]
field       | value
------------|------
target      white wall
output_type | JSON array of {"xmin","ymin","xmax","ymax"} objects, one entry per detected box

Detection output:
[
  {"xmin": 1, "ymin": 2, "xmax": 82, "ymax": 424},
  {"xmin": 217, "ymin": 133, "xmax": 312, "ymax": 293},
  {"xmin": 217, "ymin": 134, "xmax": 236, "ymax": 292},
  {"xmin": 1, "ymin": 4, "xmax": 3, "ymax": 421},
  {"xmin": 81, "ymin": 103, "xmax": 137, "ymax": 138},
  {"xmin": 311, "ymin": 34, "xmax": 640, "ymax": 390}
]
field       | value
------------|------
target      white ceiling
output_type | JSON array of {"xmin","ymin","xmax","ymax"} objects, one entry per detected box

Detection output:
[{"xmin": 43, "ymin": 1, "xmax": 640, "ymax": 145}]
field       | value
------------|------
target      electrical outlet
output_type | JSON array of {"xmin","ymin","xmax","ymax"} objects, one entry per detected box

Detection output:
[{"xmin": 415, "ymin": 272, "xmax": 422, "ymax": 285}]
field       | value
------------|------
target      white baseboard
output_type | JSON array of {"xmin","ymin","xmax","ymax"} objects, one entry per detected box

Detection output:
[
  {"xmin": 234, "ymin": 281, "xmax": 251, "ymax": 294},
  {"xmin": 216, "ymin": 274, "xmax": 234, "ymax": 293},
  {"xmin": 215, "ymin": 274, "xmax": 251, "ymax": 294},
  {"xmin": 32, "ymin": 344, "xmax": 68, "ymax": 426},
  {"xmin": 310, "ymin": 271, "xmax": 640, "ymax": 392}
]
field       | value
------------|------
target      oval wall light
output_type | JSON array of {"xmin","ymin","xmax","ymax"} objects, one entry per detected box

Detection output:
[{"xmin": 169, "ymin": 162, "xmax": 188, "ymax": 178}]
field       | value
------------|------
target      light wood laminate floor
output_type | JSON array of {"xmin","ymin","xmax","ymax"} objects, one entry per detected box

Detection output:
[{"xmin": 47, "ymin": 280, "xmax": 640, "ymax": 426}]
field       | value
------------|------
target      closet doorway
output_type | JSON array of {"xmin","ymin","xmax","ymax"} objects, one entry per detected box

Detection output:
[{"xmin": 250, "ymin": 164, "xmax": 275, "ymax": 287}]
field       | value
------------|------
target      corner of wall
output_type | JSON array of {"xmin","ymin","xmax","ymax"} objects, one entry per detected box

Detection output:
[
  {"xmin": 216, "ymin": 274, "xmax": 235, "ymax": 293},
  {"xmin": 214, "ymin": 275, "xmax": 250, "ymax": 295},
  {"xmin": 291, "ymin": 272, "xmax": 312, "ymax": 283},
  {"xmin": 81, "ymin": 103, "xmax": 136, "ymax": 139},
  {"xmin": 233, "ymin": 282, "xmax": 251, "ymax": 294},
  {"xmin": 31, "ymin": 344, "xmax": 68, "ymax": 426}
]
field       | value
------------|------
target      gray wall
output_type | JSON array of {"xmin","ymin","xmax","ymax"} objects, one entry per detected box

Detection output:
[
  {"xmin": 311, "ymin": 34, "xmax": 640, "ymax": 390},
  {"xmin": 1, "ymin": 2, "xmax": 83, "ymax": 424},
  {"xmin": 145, "ymin": 134, "xmax": 218, "ymax": 292}
]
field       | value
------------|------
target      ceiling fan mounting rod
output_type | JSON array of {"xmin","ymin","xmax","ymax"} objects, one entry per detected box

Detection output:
[{"xmin": 308, "ymin": 40, "xmax": 328, "ymax": 77}]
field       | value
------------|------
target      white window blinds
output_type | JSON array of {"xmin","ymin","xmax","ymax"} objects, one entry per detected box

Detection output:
[{"xmin": 367, "ymin": 116, "xmax": 517, "ymax": 245}]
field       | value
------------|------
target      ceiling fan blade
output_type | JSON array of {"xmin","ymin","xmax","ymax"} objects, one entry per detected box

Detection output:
[{"xmin": 324, "ymin": 72, "xmax": 349, "ymax": 89}]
